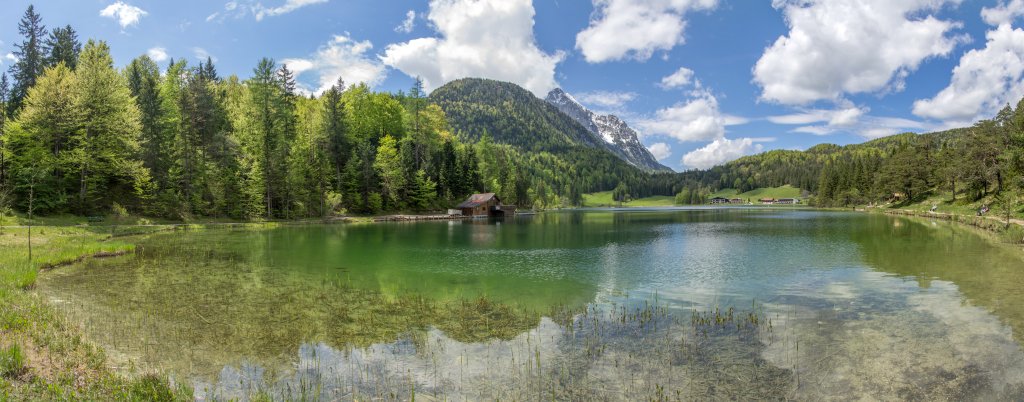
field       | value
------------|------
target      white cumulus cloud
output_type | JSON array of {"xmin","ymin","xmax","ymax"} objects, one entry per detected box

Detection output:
[
  {"xmin": 660, "ymin": 67, "xmax": 695, "ymax": 89},
  {"xmin": 576, "ymin": 0, "xmax": 717, "ymax": 63},
  {"xmin": 382, "ymin": 0, "xmax": 564, "ymax": 97},
  {"xmin": 147, "ymin": 47, "xmax": 169, "ymax": 62},
  {"xmin": 982, "ymin": 0, "xmax": 1024, "ymax": 26},
  {"xmin": 681, "ymin": 137, "xmax": 766, "ymax": 169},
  {"xmin": 647, "ymin": 142, "xmax": 672, "ymax": 161},
  {"xmin": 283, "ymin": 34, "xmax": 386, "ymax": 95},
  {"xmin": 913, "ymin": 23, "xmax": 1024, "ymax": 124},
  {"xmin": 754, "ymin": 0, "xmax": 964, "ymax": 105},
  {"xmin": 635, "ymin": 89, "xmax": 743, "ymax": 142},
  {"xmin": 100, "ymin": 1, "xmax": 148, "ymax": 29}
]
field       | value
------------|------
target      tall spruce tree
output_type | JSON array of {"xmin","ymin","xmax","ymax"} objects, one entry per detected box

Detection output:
[
  {"xmin": 8, "ymin": 5, "xmax": 48, "ymax": 116},
  {"xmin": 323, "ymin": 78, "xmax": 348, "ymax": 189},
  {"xmin": 126, "ymin": 56, "xmax": 169, "ymax": 203},
  {"xmin": 45, "ymin": 25, "xmax": 81, "ymax": 70}
]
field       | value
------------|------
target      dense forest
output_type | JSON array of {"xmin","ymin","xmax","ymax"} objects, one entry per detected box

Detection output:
[
  {"xmin": 0, "ymin": 6, "xmax": 621, "ymax": 221},
  {"xmin": 646, "ymin": 113, "xmax": 1022, "ymax": 210}
]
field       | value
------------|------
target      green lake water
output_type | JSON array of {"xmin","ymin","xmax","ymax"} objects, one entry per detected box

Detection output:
[{"xmin": 37, "ymin": 208, "xmax": 1024, "ymax": 400}]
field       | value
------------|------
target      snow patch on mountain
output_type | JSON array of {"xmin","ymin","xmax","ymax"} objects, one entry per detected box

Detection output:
[{"xmin": 545, "ymin": 89, "xmax": 673, "ymax": 172}]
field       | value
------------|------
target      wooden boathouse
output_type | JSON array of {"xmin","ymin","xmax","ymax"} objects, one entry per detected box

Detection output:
[{"xmin": 455, "ymin": 193, "xmax": 516, "ymax": 217}]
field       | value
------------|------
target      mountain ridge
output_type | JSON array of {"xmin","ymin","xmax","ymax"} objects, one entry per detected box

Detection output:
[{"xmin": 545, "ymin": 88, "xmax": 673, "ymax": 173}]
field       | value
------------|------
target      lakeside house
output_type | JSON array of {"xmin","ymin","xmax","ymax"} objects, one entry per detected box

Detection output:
[
  {"xmin": 760, "ymin": 198, "xmax": 776, "ymax": 204},
  {"xmin": 776, "ymin": 198, "xmax": 800, "ymax": 205},
  {"xmin": 730, "ymin": 198, "xmax": 744, "ymax": 204},
  {"xmin": 455, "ymin": 193, "xmax": 516, "ymax": 217},
  {"xmin": 710, "ymin": 197, "xmax": 730, "ymax": 204}
]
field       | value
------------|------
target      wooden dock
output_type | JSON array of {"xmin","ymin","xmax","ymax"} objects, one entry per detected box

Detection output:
[{"xmin": 373, "ymin": 214, "xmax": 470, "ymax": 222}]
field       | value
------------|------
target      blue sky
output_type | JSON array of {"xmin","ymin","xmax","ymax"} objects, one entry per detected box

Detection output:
[{"xmin": 2, "ymin": 0, "xmax": 1024, "ymax": 172}]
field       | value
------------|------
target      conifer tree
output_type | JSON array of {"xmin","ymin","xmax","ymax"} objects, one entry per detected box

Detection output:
[
  {"xmin": 8, "ymin": 5, "xmax": 48, "ymax": 116},
  {"xmin": 45, "ymin": 25, "xmax": 81, "ymax": 70}
]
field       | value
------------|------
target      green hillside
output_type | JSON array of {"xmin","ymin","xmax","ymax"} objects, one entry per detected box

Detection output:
[
  {"xmin": 582, "ymin": 192, "xmax": 676, "ymax": 207},
  {"xmin": 710, "ymin": 185, "xmax": 804, "ymax": 201}
]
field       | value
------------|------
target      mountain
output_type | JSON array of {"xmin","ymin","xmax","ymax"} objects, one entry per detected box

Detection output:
[
  {"xmin": 545, "ymin": 89, "xmax": 673, "ymax": 173},
  {"xmin": 429, "ymin": 78, "xmax": 605, "ymax": 152},
  {"xmin": 429, "ymin": 78, "xmax": 651, "ymax": 195}
]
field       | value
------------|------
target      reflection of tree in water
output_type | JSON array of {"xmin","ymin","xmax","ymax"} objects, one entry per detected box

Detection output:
[
  {"xmin": 851, "ymin": 214, "xmax": 1024, "ymax": 343},
  {"xmin": 38, "ymin": 247, "xmax": 543, "ymax": 381},
  {"xmin": 199, "ymin": 302, "xmax": 793, "ymax": 401}
]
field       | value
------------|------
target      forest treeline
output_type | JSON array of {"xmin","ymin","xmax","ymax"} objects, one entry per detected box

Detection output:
[
  {"xmin": 0, "ymin": 6, "xmax": 593, "ymax": 220},
  {"xmin": 651, "ymin": 115, "xmax": 1023, "ymax": 208}
]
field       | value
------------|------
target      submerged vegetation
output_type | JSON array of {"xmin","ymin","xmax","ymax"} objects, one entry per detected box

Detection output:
[{"xmin": 0, "ymin": 226, "xmax": 191, "ymax": 400}]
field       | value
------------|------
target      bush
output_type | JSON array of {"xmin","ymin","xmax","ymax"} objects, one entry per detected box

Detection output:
[{"xmin": 0, "ymin": 344, "xmax": 27, "ymax": 378}]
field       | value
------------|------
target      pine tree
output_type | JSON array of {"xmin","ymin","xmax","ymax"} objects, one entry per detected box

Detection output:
[
  {"xmin": 45, "ymin": 25, "xmax": 81, "ymax": 70},
  {"xmin": 8, "ymin": 5, "xmax": 48, "ymax": 116},
  {"xmin": 274, "ymin": 63, "xmax": 297, "ymax": 218},
  {"xmin": 126, "ymin": 55, "xmax": 171, "ymax": 214},
  {"xmin": 249, "ymin": 58, "xmax": 279, "ymax": 219},
  {"xmin": 407, "ymin": 169, "xmax": 436, "ymax": 211},
  {"xmin": 200, "ymin": 56, "xmax": 219, "ymax": 81},
  {"xmin": 323, "ymin": 77, "xmax": 348, "ymax": 189},
  {"xmin": 341, "ymin": 149, "xmax": 365, "ymax": 213}
]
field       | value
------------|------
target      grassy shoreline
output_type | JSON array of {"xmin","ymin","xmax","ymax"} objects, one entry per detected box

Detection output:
[{"xmin": 0, "ymin": 224, "xmax": 195, "ymax": 400}]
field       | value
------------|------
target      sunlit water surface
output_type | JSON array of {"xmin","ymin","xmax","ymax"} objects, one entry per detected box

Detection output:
[{"xmin": 38, "ymin": 209, "xmax": 1024, "ymax": 400}]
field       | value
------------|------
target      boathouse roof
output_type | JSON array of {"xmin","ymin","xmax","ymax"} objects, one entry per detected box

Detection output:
[{"xmin": 456, "ymin": 193, "xmax": 500, "ymax": 209}]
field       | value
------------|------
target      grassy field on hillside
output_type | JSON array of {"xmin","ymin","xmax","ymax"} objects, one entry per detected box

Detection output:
[
  {"xmin": 710, "ymin": 185, "xmax": 804, "ymax": 202},
  {"xmin": 583, "ymin": 185, "xmax": 806, "ymax": 208},
  {"xmin": 582, "ymin": 192, "xmax": 677, "ymax": 207}
]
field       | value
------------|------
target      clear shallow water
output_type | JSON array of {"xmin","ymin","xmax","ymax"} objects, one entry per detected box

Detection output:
[{"xmin": 38, "ymin": 209, "xmax": 1024, "ymax": 400}]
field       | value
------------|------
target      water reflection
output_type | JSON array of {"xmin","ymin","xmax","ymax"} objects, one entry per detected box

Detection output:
[{"xmin": 35, "ymin": 209, "xmax": 1024, "ymax": 400}]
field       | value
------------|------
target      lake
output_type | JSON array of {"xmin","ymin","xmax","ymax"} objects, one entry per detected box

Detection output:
[{"xmin": 38, "ymin": 208, "xmax": 1024, "ymax": 400}]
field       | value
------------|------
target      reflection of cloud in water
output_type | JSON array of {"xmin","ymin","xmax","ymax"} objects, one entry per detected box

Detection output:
[
  {"xmin": 760, "ymin": 270, "xmax": 1024, "ymax": 400},
  {"xmin": 198, "ymin": 319, "xmax": 566, "ymax": 401}
]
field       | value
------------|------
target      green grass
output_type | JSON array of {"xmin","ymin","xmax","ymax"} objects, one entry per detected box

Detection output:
[
  {"xmin": 582, "ymin": 192, "xmax": 677, "ymax": 208},
  {"xmin": 0, "ymin": 344, "xmax": 26, "ymax": 378},
  {"xmin": 0, "ymin": 224, "xmax": 193, "ymax": 401},
  {"xmin": 709, "ymin": 185, "xmax": 804, "ymax": 202},
  {"xmin": 582, "ymin": 186, "xmax": 806, "ymax": 208},
  {"xmin": 886, "ymin": 191, "xmax": 1024, "ymax": 219}
]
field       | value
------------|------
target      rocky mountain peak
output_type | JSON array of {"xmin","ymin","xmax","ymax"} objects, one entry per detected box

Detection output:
[{"xmin": 545, "ymin": 89, "xmax": 673, "ymax": 172}]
